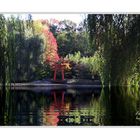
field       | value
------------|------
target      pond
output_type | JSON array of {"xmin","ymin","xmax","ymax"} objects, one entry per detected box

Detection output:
[{"xmin": 0, "ymin": 87, "xmax": 140, "ymax": 126}]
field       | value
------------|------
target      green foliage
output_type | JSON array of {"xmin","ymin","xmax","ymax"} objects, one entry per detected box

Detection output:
[
  {"xmin": 0, "ymin": 15, "xmax": 8, "ymax": 87},
  {"xmin": 0, "ymin": 14, "xmax": 54, "ymax": 85},
  {"xmin": 50, "ymin": 20, "xmax": 91, "ymax": 57},
  {"xmin": 2, "ymin": 14, "xmax": 140, "ymax": 86},
  {"xmin": 6, "ymin": 15, "xmax": 48, "ymax": 82},
  {"xmin": 87, "ymin": 14, "xmax": 140, "ymax": 86},
  {"xmin": 66, "ymin": 51, "xmax": 102, "ymax": 80}
]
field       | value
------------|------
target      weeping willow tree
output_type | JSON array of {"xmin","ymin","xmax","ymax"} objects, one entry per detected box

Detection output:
[
  {"xmin": 5, "ymin": 14, "xmax": 46, "ymax": 83},
  {"xmin": 87, "ymin": 14, "xmax": 140, "ymax": 86},
  {"xmin": 0, "ymin": 14, "xmax": 45, "ymax": 87},
  {"xmin": 0, "ymin": 15, "xmax": 8, "ymax": 88}
]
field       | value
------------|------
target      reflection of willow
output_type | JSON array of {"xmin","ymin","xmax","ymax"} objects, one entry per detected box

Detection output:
[
  {"xmin": 88, "ymin": 88, "xmax": 111, "ymax": 125},
  {"xmin": 0, "ymin": 87, "xmax": 11, "ymax": 125},
  {"xmin": 110, "ymin": 87, "xmax": 140, "ymax": 125},
  {"xmin": 89, "ymin": 87, "xmax": 140, "ymax": 126},
  {"xmin": 0, "ymin": 90, "xmax": 52, "ymax": 125},
  {"xmin": 0, "ymin": 89, "xmax": 6, "ymax": 125}
]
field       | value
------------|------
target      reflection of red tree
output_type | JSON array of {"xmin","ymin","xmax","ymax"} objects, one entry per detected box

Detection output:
[
  {"xmin": 45, "ymin": 105, "xmax": 59, "ymax": 126},
  {"xmin": 45, "ymin": 91, "xmax": 71, "ymax": 126}
]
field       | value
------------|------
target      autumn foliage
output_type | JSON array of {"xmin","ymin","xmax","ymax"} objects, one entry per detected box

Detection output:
[
  {"xmin": 43, "ymin": 29, "xmax": 60, "ymax": 66},
  {"xmin": 33, "ymin": 19, "xmax": 60, "ymax": 66},
  {"xmin": 33, "ymin": 19, "xmax": 71, "ymax": 80}
]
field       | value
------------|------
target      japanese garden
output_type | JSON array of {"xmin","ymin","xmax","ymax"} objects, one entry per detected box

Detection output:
[{"xmin": 0, "ymin": 14, "xmax": 140, "ymax": 126}]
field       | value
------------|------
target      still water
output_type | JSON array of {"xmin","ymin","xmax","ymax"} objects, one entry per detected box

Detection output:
[{"xmin": 0, "ymin": 87, "xmax": 140, "ymax": 126}]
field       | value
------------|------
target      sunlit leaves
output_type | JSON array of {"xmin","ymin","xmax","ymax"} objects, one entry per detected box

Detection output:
[{"xmin": 33, "ymin": 20, "xmax": 44, "ymax": 35}]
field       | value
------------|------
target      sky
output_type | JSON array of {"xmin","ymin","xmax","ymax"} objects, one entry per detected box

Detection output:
[
  {"xmin": 4, "ymin": 14, "xmax": 87, "ymax": 25},
  {"xmin": 32, "ymin": 14, "xmax": 86, "ymax": 25}
]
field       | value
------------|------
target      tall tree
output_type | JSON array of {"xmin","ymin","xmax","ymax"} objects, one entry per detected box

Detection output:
[
  {"xmin": 0, "ymin": 15, "xmax": 8, "ymax": 88},
  {"xmin": 87, "ymin": 14, "xmax": 140, "ymax": 86}
]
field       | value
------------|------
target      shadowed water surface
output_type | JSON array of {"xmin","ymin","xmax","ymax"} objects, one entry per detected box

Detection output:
[{"xmin": 0, "ymin": 87, "xmax": 140, "ymax": 126}]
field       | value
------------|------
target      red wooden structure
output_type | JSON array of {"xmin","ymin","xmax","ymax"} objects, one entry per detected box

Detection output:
[
  {"xmin": 47, "ymin": 58, "xmax": 71, "ymax": 81},
  {"xmin": 52, "ymin": 58, "xmax": 71, "ymax": 80}
]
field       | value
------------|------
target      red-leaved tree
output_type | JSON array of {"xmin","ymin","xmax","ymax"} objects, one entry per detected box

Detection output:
[
  {"xmin": 43, "ymin": 29, "xmax": 60, "ymax": 67},
  {"xmin": 39, "ymin": 19, "xmax": 71, "ymax": 80}
]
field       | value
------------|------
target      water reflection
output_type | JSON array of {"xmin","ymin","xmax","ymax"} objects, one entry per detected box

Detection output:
[{"xmin": 0, "ymin": 87, "xmax": 140, "ymax": 126}]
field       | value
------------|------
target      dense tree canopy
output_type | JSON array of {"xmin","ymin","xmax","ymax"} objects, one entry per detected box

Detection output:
[
  {"xmin": 0, "ymin": 14, "xmax": 140, "ymax": 87},
  {"xmin": 87, "ymin": 14, "xmax": 140, "ymax": 86}
]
